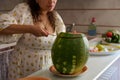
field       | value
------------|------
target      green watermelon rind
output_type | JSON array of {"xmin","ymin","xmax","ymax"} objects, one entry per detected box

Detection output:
[{"xmin": 51, "ymin": 32, "xmax": 89, "ymax": 74}]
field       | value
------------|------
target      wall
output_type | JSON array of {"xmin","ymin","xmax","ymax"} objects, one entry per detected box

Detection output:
[
  {"xmin": 0, "ymin": 0, "xmax": 120, "ymax": 34},
  {"xmin": 0, "ymin": 0, "xmax": 24, "ymax": 12},
  {"xmin": 56, "ymin": 0, "xmax": 120, "ymax": 34}
]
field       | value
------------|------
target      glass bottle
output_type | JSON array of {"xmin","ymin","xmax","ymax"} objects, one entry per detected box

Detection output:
[
  {"xmin": 88, "ymin": 17, "xmax": 97, "ymax": 36},
  {"xmin": 72, "ymin": 23, "xmax": 77, "ymax": 33}
]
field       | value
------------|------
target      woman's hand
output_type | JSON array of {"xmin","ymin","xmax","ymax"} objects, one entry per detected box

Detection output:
[{"xmin": 31, "ymin": 23, "xmax": 49, "ymax": 37}]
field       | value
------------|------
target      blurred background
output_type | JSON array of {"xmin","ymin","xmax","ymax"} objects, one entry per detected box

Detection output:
[{"xmin": 0, "ymin": 0, "xmax": 120, "ymax": 34}]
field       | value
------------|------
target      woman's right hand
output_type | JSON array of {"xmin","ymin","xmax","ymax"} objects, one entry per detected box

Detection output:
[{"xmin": 31, "ymin": 23, "xmax": 49, "ymax": 37}]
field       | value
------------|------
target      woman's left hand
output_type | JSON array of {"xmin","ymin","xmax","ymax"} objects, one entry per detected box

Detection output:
[{"xmin": 30, "ymin": 23, "xmax": 49, "ymax": 37}]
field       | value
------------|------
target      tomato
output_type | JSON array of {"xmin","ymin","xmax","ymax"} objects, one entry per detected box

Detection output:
[{"xmin": 106, "ymin": 32, "xmax": 113, "ymax": 37}]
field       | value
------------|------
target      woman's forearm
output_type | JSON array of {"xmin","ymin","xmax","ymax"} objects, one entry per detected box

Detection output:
[{"xmin": 0, "ymin": 24, "xmax": 33, "ymax": 35}]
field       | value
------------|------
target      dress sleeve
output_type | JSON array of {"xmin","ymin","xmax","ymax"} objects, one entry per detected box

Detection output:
[
  {"xmin": 0, "ymin": 3, "xmax": 28, "ymax": 43},
  {"xmin": 54, "ymin": 11, "xmax": 66, "ymax": 34},
  {"xmin": 0, "ymin": 13, "xmax": 18, "ymax": 43},
  {"xmin": 0, "ymin": 13, "xmax": 17, "ymax": 31}
]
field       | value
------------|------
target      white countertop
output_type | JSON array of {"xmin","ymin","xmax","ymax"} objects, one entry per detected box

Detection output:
[
  {"xmin": 29, "ymin": 52, "xmax": 120, "ymax": 80},
  {"xmin": 0, "ymin": 42, "xmax": 16, "ymax": 49},
  {"xmin": 0, "ymin": 37, "xmax": 120, "ymax": 80},
  {"xmin": 29, "ymin": 38, "xmax": 120, "ymax": 80},
  {"xmin": 0, "ymin": 42, "xmax": 16, "ymax": 55}
]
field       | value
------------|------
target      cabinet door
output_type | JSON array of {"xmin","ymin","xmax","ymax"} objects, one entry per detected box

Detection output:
[
  {"xmin": 97, "ymin": 58, "xmax": 120, "ymax": 80},
  {"xmin": 0, "ymin": 49, "xmax": 13, "ymax": 80}
]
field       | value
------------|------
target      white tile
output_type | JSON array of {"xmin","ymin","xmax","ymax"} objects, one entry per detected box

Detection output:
[
  {"xmin": 58, "ymin": 10, "xmax": 120, "ymax": 26},
  {"xmin": 56, "ymin": 0, "xmax": 120, "ymax": 9}
]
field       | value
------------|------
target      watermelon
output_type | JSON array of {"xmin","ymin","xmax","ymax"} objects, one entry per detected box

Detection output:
[{"xmin": 51, "ymin": 32, "xmax": 89, "ymax": 74}]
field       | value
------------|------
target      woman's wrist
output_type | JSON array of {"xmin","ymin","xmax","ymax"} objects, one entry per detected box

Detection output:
[
  {"xmin": 29, "ymin": 25, "xmax": 34, "ymax": 33},
  {"xmin": 29, "ymin": 25, "xmax": 41, "ymax": 36}
]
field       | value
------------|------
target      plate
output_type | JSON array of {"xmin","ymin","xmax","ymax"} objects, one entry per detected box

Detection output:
[
  {"xmin": 89, "ymin": 50, "xmax": 120, "ymax": 56},
  {"xmin": 101, "ymin": 39, "xmax": 120, "ymax": 46},
  {"xmin": 89, "ymin": 37, "xmax": 120, "ymax": 56},
  {"xmin": 89, "ymin": 44, "xmax": 120, "ymax": 56},
  {"xmin": 49, "ymin": 65, "xmax": 87, "ymax": 77}
]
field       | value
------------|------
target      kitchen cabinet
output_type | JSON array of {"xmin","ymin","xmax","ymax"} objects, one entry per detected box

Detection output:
[
  {"xmin": 0, "ymin": 50, "xmax": 12, "ymax": 80},
  {"xmin": 0, "ymin": 42, "xmax": 16, "ymax": 80},
  {"xmin": 97, "ymin": 58, "xmax": 120, "ymax": 80}
]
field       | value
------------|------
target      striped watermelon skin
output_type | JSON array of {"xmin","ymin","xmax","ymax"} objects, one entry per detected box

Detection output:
[{"xmin": 51, "ymin": 32, "xmax": 89, "ymax": 74}]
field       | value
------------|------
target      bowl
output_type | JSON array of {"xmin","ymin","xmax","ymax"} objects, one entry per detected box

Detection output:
[{"xmin": 17, "ymin": 76, "xmax": 51, "ymax": 80}]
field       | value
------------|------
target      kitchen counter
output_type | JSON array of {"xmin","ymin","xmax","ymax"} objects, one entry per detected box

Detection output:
[
  {"xmin": 0, "ymin": 42, "xmax": 16, "ymax": 49},
  {"xmin": 0, "ymin": 42, "xmax": 16, "ymax": 55},
  {"xmin": 0, "ymin": 38, "xmax": 120, "ymax": 80},
  {"xmin": 29, "ymin": 38, "xmax": 120, "ymax": 80},
  {"xmin": 29, "ymin": 52, "xmax": 120, "ymax": 80}
]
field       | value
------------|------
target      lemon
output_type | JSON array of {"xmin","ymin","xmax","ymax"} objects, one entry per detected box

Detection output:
[{"xmin": 96, "ymin": 44, "xmax": 105, "ymax": 51}]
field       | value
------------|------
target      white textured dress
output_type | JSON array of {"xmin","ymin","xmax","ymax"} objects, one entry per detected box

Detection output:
[{"xmin": 0, "ymin": 3, "xmax": 66, "ymax": 80}]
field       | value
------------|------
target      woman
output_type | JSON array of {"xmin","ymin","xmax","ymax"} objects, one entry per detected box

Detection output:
[{"xmin": 0, "ymin": 0, "xmax": 66, "ymax": 80}]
